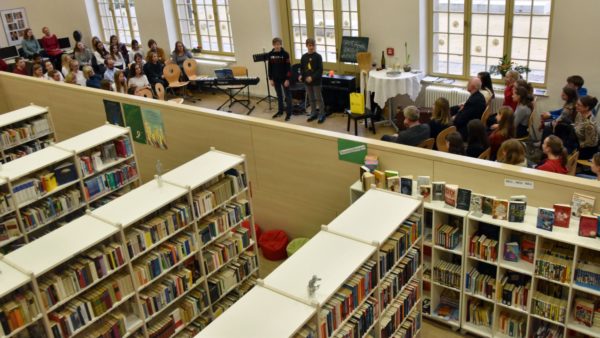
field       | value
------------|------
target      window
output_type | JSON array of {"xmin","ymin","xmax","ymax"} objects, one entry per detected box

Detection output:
[
  {"xmin": 95, "ymin": 0, "xmax": 141, "ymax": 44},
  {"xmin": 430, "ymin": 0, "xmax": 552, "ymax": 84},
  {"xmin": 287, "ymin": 0, "xmax": 360, "ymax": 63},
  {"xmin": 174, "ymin": 0, "xmax": 234, "ymax": 54}
]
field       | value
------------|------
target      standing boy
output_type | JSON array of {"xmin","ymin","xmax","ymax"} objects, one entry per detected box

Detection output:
[
  {"xmin": 300, "ymin": 38, "xmax": 326, "ymax": 123},
  {"xmin": 268, "ymin": 37, "xmax": 293, "ymax": 121}
]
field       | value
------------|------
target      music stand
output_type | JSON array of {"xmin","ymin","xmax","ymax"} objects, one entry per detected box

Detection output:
[{"xmin": 253, "ymin": 51, "xmax": 277, "ymax": 110}]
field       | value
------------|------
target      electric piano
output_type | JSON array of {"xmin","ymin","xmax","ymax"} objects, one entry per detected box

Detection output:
[{"xmin": 196, "ymin": 76, "xmax": 260, "ymax": 114}]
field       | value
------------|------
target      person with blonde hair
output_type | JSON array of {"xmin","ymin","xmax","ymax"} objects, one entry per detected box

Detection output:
[
  {"xmin": 69, "ymin": 60, "xmax": 86, "ymax": 86},
  {"xmin": 60, "ymin": 54, "xmax": 72, "ymax": 77},
  {"xmin": 83, "ymin": 66, "xmax": 102, "ymax": 88},
  {"xmin": 590, "ymin": 153, "xmax": 600, "ymax": 180},
  {"xmin": 113, "ymin": 70, "xmax": 128, "ymax": 94},
  {"xmin": 503, "ymin": 70, "xmax": 520, "ymax": 111},
  {"xmin": 497, "ymin": 139, "xmax": 527, "ymax": 166},
  {"xmin": 64, "ymin": 72, "xmax": 77, "ymax": 85},
  {"xmin": 429, "ymin": 97, "xmax": 451, "ymax": 146},
  {"xmin": 381, "ymin": 106, "xmax": 430, "ymax": 146}
]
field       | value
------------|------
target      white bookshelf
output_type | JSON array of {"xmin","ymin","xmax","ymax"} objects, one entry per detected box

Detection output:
[{"xmin": 0, "ymin": 104, "xmax": 56, "ymax": 163}]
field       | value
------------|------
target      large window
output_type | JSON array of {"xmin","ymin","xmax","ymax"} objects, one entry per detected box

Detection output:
[
  {"xmin": 430, "ymin": 0, "xmax": 552, "ymax": 84},
  {"xmin": 288, "ymin": 0, "xmax": 360, "ymax": 63},
  {"xmin": 96, "ymin": 0, "xmax": 141, "ymax": 43},
  {"xmin": 174, "ymin": 0, "xmax": 234, "ymax": 54}
]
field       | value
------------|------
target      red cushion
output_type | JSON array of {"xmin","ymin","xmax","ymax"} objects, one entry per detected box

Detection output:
[
  {"xmin": 242, "ymin": 221, "xmax": 262, "ymax": 247},
  {"xmin": 259, "ymin": 230, "xmax": 289, "ymax": 261}
]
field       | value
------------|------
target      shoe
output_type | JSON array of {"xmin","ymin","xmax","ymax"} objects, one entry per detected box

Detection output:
[
  {"xmin": 285, "ymin": 115, "xmax": 291, "ymax": 121},
  {"xmin": 307, "ymin": 115, "xmax": 318, "ymax": 122},
  {"xmin": 272, "ymin": 112, "xmax": 283, "ymax": 119},
  {"xmin": 317, "ymin": 116, "xmax": 326, "ymax": 124}
]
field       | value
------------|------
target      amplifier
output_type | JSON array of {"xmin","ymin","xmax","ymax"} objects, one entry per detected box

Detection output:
[{"xmin": 321, "ymin": 74, "xmax": 357, "ymax": 114}]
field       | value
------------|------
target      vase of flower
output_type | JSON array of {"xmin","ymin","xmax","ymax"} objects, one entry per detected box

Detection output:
[{"xmin": 403, "ymin": 42, "xmax": 411, "ymax": 72}]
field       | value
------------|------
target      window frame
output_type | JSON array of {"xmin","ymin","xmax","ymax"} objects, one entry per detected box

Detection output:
[
  {"xmin": 172, "ymin": 0, "xmax": 235, "ymax": 56},
  {"xmin": 94, "ymin": 0, "xmax": 140, "ymax": 44},
  {"xmin": 427, "ymin": 0, "xmax": 554, "ymax": 86}
]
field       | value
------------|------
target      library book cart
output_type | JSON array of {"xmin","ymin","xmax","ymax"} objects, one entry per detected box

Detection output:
[
  {"xmin": 0, "ymin": 149, "xmax": 259, "ymax": 338},
  {"xmin": 197, "ymin": 188, "xmax": 424, "ymax": 338},
  {"xmin": 0, "ymin": 123, "xmax": 140, "ymax": 253},
  {"xmin": 0, "ymin": 104, "xmax": 56, "ymax": 163}
]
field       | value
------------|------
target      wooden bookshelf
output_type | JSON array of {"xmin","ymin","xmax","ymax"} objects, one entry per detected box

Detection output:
[{"xmin": 0, "ymin": 104, "xmax": 56, "ymax": 163}]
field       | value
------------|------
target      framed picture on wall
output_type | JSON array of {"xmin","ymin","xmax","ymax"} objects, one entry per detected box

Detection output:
[{"xmin": 1, "ymin": 8, "xmax": 29, "ymax": 46}]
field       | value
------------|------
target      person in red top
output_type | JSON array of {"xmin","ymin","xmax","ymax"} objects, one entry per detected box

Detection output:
[
  {"xmin": 12, "ymin": 57, "xmax": 28, "ymax": 76},
  {"xmin": 537, "ymin": 135, "xmax": 569, "ymax": 174},
  {"xmin": 0, "ymin": 58, "xmax": 7, "ymax": 72},
  {"xmin": 40, "ymin": 26, "xmax": 63, "ymax": 67},
  {"xmin": 489, "ymin": 106, "xmax": 515, "ymax": 161},
  {"xmin": 503, "ymin": 70, "xmax": 519, "ymax": 111}
]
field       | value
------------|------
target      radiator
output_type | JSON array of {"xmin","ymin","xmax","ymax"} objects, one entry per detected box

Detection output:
[{"xmin": 424, "ymin": 85, "xmax": 503, "ymax": 112}]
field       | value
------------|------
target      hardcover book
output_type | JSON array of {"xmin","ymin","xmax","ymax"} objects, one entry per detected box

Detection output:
[
  {"xmin": 574, "ymin": 298, "xmax": 594, "ymax": 327},
  {"xmin": 470, "ymin": 193, "xmax": 484, "ymax": 215},
  {"xmin": 510, "ymin": 195, "xmax": 528, "ymax": 203},
  {"xmin": 417, "ymin": 176, "xmax": 431, "ymax": 188},
  {"xmin": 400, "ymin": 176, "xmax": 413, "ymax": 195},
  {"xmin": 521, "ymin": 237, "xmax": 535, "ymax": 263},
  {"xmin": 553, "ymin": 204, "xmax": 571, "ymax": 228},
  {"xmin": 456, "ymin": 188, "xmax": 471, "ymax": 211},
  {"xmin": 432, "ymin": 182, "xmax": 445, "ymax": 201},
  {"xmin": 503, "ymin": 242, "xmax": 520, "ymax": 262},
  {"xmin": 374, "ymin": 170, "xmax": 386, "ymax": 189},
  {"xmin": 444, "ymin": 184, "xmax": 458, "ymax": 208},
  {"xmin": 419, "ymin": 185, "xmax": 432, "ymax": 202},
  {"xmin": 536, "ymin": 208, "xmax": 554, "ymax": 231},
  {"xmin": 482, "ymin": 196, "xmax": 496, "ymax": 216},
  {"xmin": 508, "ymin": 201, "xmax": 526, "ymax": 223},
  {"xmin": 387, "ymin": 176, "xmax": 400, "ymax": 193},
  {"xmin": 571, "ymin": 193, "xmax": 596, "ymax": 218},
  {"xmin": 493, "ymin": 199, "xmax": 509, "ymax": 220},
  {"xmin": 359, "ymin": 165, "xmax": 370, "ymax": 180},
  {"xmin": 364, "ymin": 155, "xmax": 379, "ymax": 172},
  {"xmin": 362, "ymin": 172, "xmax": 375, "ymax": 191},
  {"xmin": 578, "ymin": 214, "xmax": 598, "ymax": 238}
]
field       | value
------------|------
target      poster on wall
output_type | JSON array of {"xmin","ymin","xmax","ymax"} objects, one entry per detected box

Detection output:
[
  {"xmin": 103, "ymin": 99, "xmax": 125, "ymax": 127},
  {"xmin": 141, "ymin": 108, "xmax": 168, "ymax": 150},
  {"xmin": 1, "ymin": 8, "xmax": 29, "ymax": 46},
  {"xmin": 122, "ymin": 103, "xmax": 147, "ymax": 144}
]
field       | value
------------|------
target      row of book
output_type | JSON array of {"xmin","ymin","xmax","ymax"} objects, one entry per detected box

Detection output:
[
  {"xmin": 207, "ymin": 251, "xmax": 258, "ymax": 303},
  {"xmin": 387, "ymin": 310, "xmax": 420, "ymax": 338},
  {"xmin": 379, "ymin": 213, "xmax": 421, "ymax": 279},
  {"xmin": 12, "ymin": 162, "xmax": 78, "ymax": 205},
  {"xmin": 74, "ymin": 309, "xmax": 133, "ymax": 338},
  {"xmin": 499, "ymin": 273, "xmax": 530, "ymax": 311},
  {"xmin": 124, "ymin": 202, "xmax": 192, "ymax": 259},
  {"xmin": 198, "ymin": 200, "xmax": 251, "ymax": 246},
  {"xmin": 434, "ymin": 223, "xmax": 460, "ymax": 250},
  {"xmin": 0, "ymin": 117, "xmax": 51, "ymax": 148},
  {"xmin": 0, "ymin": 217, "xmax": 20, "ymax": 243},
  {"xmin": 146, "ymin": 316, "xmax": 177, "ymax": 338},
  {"xmin": 503, "ymin": 234, "xmax": 536, "ymax": 264},
  {"xmin": 79, "ymin": 137, "xmax": 133, "ymax": 177},
  {"xmin": 380, "ymin": 248, "xmax": 420, "ymax": 311},
  {"xmin": 466, "ymin": 298, "xmax": 493, "ymax": 328},
  {"xmin": 48, "ymin": 273, "xmax": 135, "ymax": 338},
  {"xmin": 497, "ymin": 311, "xmax": 526, "ymax": 338},
  {"xmin": 191, "ymin": 170, "xmax": 247, "ymax": 220},
  {"xmin": 535, "ymin": 253, "xmax": 572, "ymax": 284},
  {"xmin": 211, "ymin": 292, "xmax": 240, "ymax": 317},
  {"xmin": 531, "ymin": 291, "xmax": 567, "ymax": 324},
  {"xmin": 0, "ymin": 192, "xmax": 12, "ymax": 215},
  {"xmin": 203, "ymin": 228, "xmax": 250, "ymax": 275},
  {"xmin": 172, "ymin": 316, "xmax": 211, "ymax": 338},
  {"xmin": 331, "ymin": 297, "xmax": 378, "ymax": 338},
  {"xmin": 4, "ymin": 138, "xmax": 51, "ymax": 162},
  {"xmin": 468, "ymin": 233, "xmax": 498, "ymax": 262},
  {"xmin": 319, "ymin": 260, "xmax": 377, "ymax": 337},
  {"xmin": 574, "ymin": 259, "xmax": 600, "ymax": 291},
  {"xmin": 83, "ymin": 162, "xmax": 138, "ymax": 201},
  {"xmin": 140, "ymin": 267, "xmax": 194, "ymax": 319},
  {"xmin": 39, "ymin": 241, "xmax": 127, "ymax": 310},
  {"xmin": 132, "ymin": 233, "xmax": 196, "ymax": 288},
  {"xmin": 433, "ymin": 260, "xmax": 461, "ymax": 289},
  {"xmin": 380, "ymin": 280, "xmax": 420, "ymax": 338},
  {"xmin": 465, "ymin": 268, "xmax": 496, "ymax": 299},
  {"xmin": 158, "ymin": 287, "xmax": 210, "ymax": 334},
  {"xmin": 0, "ymin": 290, "xmax": 41, "ymax": 336},
  {"xmin": 20, "ymin": 188, "xmax": 82, "ymax": 233},
  {"xmin": 532, "ymin": 322, "xmax": 563, "ymax": 338}
]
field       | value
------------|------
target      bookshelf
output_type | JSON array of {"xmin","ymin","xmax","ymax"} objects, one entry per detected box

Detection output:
[
  {"xmin": 0, "ymin": 104, "xmax": 55, "ymax": 163},
  {"xmin": 0, "ymin": 124, "xmax": 141, "ymax": 253}
]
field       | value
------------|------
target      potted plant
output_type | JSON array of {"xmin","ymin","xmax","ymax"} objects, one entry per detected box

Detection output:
[
  {"xmin": 489, "ymin": 54, "xmax": 531, "ymax": 77},
  {"xmin": 403, "ymin": 42, "xmax": 411, "ymax": 72}
]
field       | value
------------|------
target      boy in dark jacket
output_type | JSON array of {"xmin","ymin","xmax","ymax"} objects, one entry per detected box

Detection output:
[
  {"xmin": 268, "ymin": 37, "xmax": 292, "ymax": 121},
  {"xmin": 300, "ymin": 38, "xmax": 326, "ymax": 123}
]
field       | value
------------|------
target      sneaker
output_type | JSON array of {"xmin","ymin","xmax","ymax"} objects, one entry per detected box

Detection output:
[
  {"xmin": 285, "ymin": 115, "xmax": 291, "ymax": 121},
  {"xmin": 272, "ymin": 112, "xmax": 283, "ymax": 119},
  {"xmin": 307, "ymin": 115, "xmax": 318, "ymax": 122},
  {"xmin": 317, "ymin": 116, "xmax": 326, "ymax": 124}
]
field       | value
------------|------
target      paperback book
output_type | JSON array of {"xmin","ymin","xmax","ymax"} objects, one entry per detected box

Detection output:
[
  {"xmin": 432, "ymin": 182, "xmax": 445, "ymax": 201},
  {"xmin": 456, "ymin": 188, "xmax": 471, "ymax": 211},
  {"xmin": 400, "ymin": 176, "xmax": 413, "ymax": 195},
  {"xmin": 508, "ymin": 201, "xmax": 526, "ymax": 223},
  {"xmin": 553, "ymin": 204, "xmax": 571, "ymax": 228},
  {"xmin": 417, "ymin": 176, "xmax": 431, "ymax": 188},
  {"xmin": 572, "ymin": 193, "xmax": 595, "ymax": 218},
  {"xmin": 493, "ymin": 199, "xmax": 509, "ymax": 220},
  {"xmin": 362, "ymin": 172, "xmax": 375, "ymax": 191},
  {"xmin": 536, "ymin": 208, "xmax": 554, "ymax": 231},
  {"xmin": 521, "ymin": 237, "xmax": 535, "ymax": 263},
  {"xmin": 374, "ymin": 170, "xmax": 386, "ymax": 189},
  {"xmin": 444, "ymin": 184, "xmax": 458, "ymax": 208},
  {"xmin": 470, "ymin": 193, "xmax": 483, "ymax": 215},
  {"xmin": 503, "ymin": 242, "xmax": 519, "ymax": 262},
  {"xmin": 364, "ymin": 155, "xmax": 378, "ymax": 172},
  {"xmin": 482, "ymin": 196, "xmax": 495, "ymax": 216},
  {"xmin": 578, "ymin": 214, "xmax": 598, "ymax": 238},
  {"xmin": 419, "ymin": 185, "xmax": 432, "ymax": 202},
  {"xmin": 387, "ymin": 176, "xmax": 400, "ymax": 193}
]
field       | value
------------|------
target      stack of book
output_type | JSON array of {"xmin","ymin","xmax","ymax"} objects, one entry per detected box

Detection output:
[
  {"xmin": 198, "ymin": 200, "xmax": 251, "ymax": 245},
  {"xmin": 435, "ymin": 223, "xmax": 460, "ymax": 250},
  {"xmin": 466, "ymin": 298, "xmax": 493, "ymax": 328},
  {"xmin": 465, "ymin": 267, "xmax": 496, "ymax": 299},
  {"xmin": 83, "ymin": 162, "xmax": 138, "ymax": 201},
  {"xmin": 207, "ymin": 251, "xmax": 258, "ymax": 304},
  {"xmin": 5, "ymin": 139, "xmax": 51, "ymax": 161},
  {"xmin": 0, "ymin": 192, "xmax": 12, "ymax": 214},
  {"xmin": 573, "ymin": 297, "xmax": 596, "ymax": 327},
  {"xmin": 379, "ymin": 215, "xmax": 421, "ymax": 279},
  {"xmin": 434, "ymin": 289, "xmax": 460, "ymax": 321},
  {"xmin": 78, "ymin": 137, "xmax": 133, "ymax": 177},
  {"xmin": 535, "ymin": 253, "xmax": 573, "ymax": 283},
  {"xmin": 203, "ymin": 232, "xmax": 247, "ymax": 275},
  {"xmin": 0, "ymin": 117, "xmax": 50, "ymax": 147},
  {"xmin": 497, "ymin": 311, "xmax": 526, "ymax": 338},
  {"xmin": 531, "ymin": 291, "xmax": 567, "ymax": 323},
  {"xmin": 433, "ymin": 260, "xmax": 461, "ymax": 289},
  {"xmin": 175, "ymin": 317, "xmax": 212, "ymax": 338},
  {"xmin": 212, "ymin": 293, "xmax": 240, "ymax": 317},
  {"xmin": 166, "ymin": 288, "xmax": 210, "ymax": 334},
  {"xmin": 333, "ymin": 297, "xmax": 378, "ymax": 338},
  {"xmin": 0, "ymin": 290, "xmax": 41, "ymax": 336},
  {"xmin": 499, "ymin": 273, "xmax": 530, "ymax": 311},
  {"xmin": 379, "ymin": 280, "xmax": 420, "ymax": 338},
  {"xmin": 468, "ymin": 233, "xmax": 498, "ymax": 262},
  {"xmin": 379, "ymin": 248, "xmax": 420, "ymax": 310},
  {"xmin": 20, "ymin": 188, "xmax": 82, "ymax": 232},
  {"xmin": 147, "ymin": 316, "xmax": 176, "ymax": 338},
  {"xmin": 0, "ymin": 217, "xmax": 20, "ymax": 242},
  {"xmin": 575, "ymin": 259, "xmax": 600, "ymax": 291},
  {"xmin": 139, "ymin": 267, "xmax": 194, "ymax": 319},
  {"xmin": 532, "ymin": 322, "xmax": 563, "ymax": 338},
  {"xmin": 192, "ymin": 171, "xmax": 247, "ymax": 219},
  {"xmin": 77, "ymin": 309, "xmax": 130, "ymax": 337},
  {"xmin": 387, "ymin": 310, "xmax": 420, "ymax": 338}
]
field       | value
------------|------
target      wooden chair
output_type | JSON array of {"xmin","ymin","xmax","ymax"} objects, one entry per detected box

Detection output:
[
  {"xmin": 417, "ymin": 138, "xmax": 435, "ymax": 149},
  {"xmin": 480, "ymin": 104, "xmax": 491, "ymax": 123},
  {"xmin": 183, "ymin": 59, "xmax": 200, "ymax": 81},
  {"xmin": 436, "ymin": 126, "xmax": 457, "ymax": 152},
  {"xmin": 356, "ymin": 52, "xmax": 372, "ymax": 94},
  {"xmin": 163, "ymin": 63, "xmax": 189, "ymax": 100},
  {"xmin": 515, "ymin": 111, "xmax": 535, "ymax": 142},
  {"xmin": 478, "ymin": 148, "xmax": 491, "ymax": 160},
  {"xmin": 567, "ymin": 150, "xmax": 580, "ymax": 176},
  {"xmin": 346, "ymin": 109, "xmax": 376, "ymax": 136},
  {"xmin": 136, "ymin": 88, "xmax": 154, "ymax": 98},
  {"xmin": 155, "ymin": 82, "xmax": 184, "ymax": 104}
]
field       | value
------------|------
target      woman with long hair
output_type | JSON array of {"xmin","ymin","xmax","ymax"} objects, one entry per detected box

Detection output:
[
  {"xmin": 74, "ymin": 41, "xmax": 94, "ymax": 67},
  {"xmin": 537, "ymin": 135, "xmax": 568, "ymax": 174},
  {"xmin": 466, "ymin": 119, "xmax": 489, "ymax": 158},
  {"xmin": 478, "ymin": 71, "xmax": 495, "ymax": 104},
  {"xmin": 497, "ymin": 139, "xmax": 527, "ymax": 166},
  {"xmin": 512, "ymin": 85, "xmax": 533, "ymax": 138},
  {"xmin": 60, "ymin": 54, "xmax": 72, "ymax": 77},
  {"xmin": 489, "ymin": 106, "xmax": 515, "ymax": 160},
  {"xmin": 21, "ymin": 28, "xmax": 43, "ymax": 58},
  {"xmin": 574, "ymin": 95, "xmax": 600, "ymax": 160},
  {"xmin": 429, "ymin": 97, "xmax": 451, "ymax": 146},
  {"xmin": 445, "ymin": 131, "xmax": 465, "ymax": 155},
  {"xmin": 113, "ymin": 70, "xmax": 128, "ymax": 94},
  {"xmin": 128, "ymin": 63, "xmax": 151, "ymax": 93},
  {"xmin": 110, "ymin": 44, "xmax": 125, "ymax": 69}
]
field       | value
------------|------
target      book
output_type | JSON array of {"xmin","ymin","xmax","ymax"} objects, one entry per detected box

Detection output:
[
  {"xmin": 572, "ymin": 193, "xmax": 595, "ymax": 218},
  {"xmin": 482, "ymin": 196, "xmax": 495, "ymax": 216},
  {"xmin": 536, "ymin": 208, "xmax": 554, "ymax": 231},
  {"xmin": 578, "ymin": 214, "xmax": 598, "ymax": 238},
  {"xmin": 444, "ymin": 184, "xmax": 458, "ymax": 208},
  {"xmin": 508, "ymin": 201, "xmax": 526, "ymax": 223},
  {"xmin": 417, "ymin": 176, "xmax": 431, "ymax": 188},
  {"xmin": 373, "ymin": 170, "xmax": 386, "ymax": 189},
  {"xmin": 387, "ymin": 176, "xmax": 400, "ymax": 193},
  {"xmin": 432, "ymin": 182, "xmax": 445, "ymax": 201},
  {"xmin": 574, "ymin": 298, "xmax": 594, "ymax": 327},
  {"xmin": 364, "ymin": 155, "xmax": 378, "ymax": 172},
  {"xmin": 553, "ymin": 204, "xmax": 571, "ymax": 228},
  {"xmin": 362, "ymin": 172, "xmax": 375, "ymax": 191},
  {"xmin": 419, "ymin": 185, "xmax": 432, "ymax": 202},
  {"xmin": 400, "ymin": 176, "xmax": 413, "ymax": 195},
  {"xmin": 359, "ymin": 165, "xmax": 370, "ymax": 180},
  {"xmin": 456, "ymin": 188, "xmax": 471, "ymax": 211},
  {"xmin": 510, "ymin": 195, "xmax": 528, "ymax": 203},
  {"xmin": 384, "ymin": 170, "xmax": 399, "ymax": 178},
  {"xmin": 521, "ymin": 237, "xmax": 535, "ymax": 263},
  {"xmin": 503, "ymin": 242, "xmax": 519, "ymax": 262},
  {"xmin": 493, "ymin": 199, "xmax": 509, "ymax": 220},
  {"xmin": 470, "ymin": 193, "xmax": 483, "ymax": 215}
]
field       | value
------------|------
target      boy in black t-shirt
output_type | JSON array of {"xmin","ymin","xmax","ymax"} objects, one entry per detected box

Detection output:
[
  {"xmin": 268, "ymin": 37, "xmax": 292, "ymax": 121},
  {"xmin": 300, "ymin": 38, "xmax": 326, "ymax": 123}
]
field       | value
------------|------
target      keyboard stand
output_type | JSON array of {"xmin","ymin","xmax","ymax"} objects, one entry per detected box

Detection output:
[{"xmin": 212, "ymin": 83, "xmax": 256, "ymax": 115}]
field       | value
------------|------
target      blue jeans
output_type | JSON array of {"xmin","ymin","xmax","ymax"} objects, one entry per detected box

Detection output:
[{"xmin": 273, "ymin": 78, "xmax": 292, "ymax": 116}]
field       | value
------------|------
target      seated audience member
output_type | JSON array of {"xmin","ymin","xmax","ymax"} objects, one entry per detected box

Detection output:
[
  {"xmin": 445, "ymin": 131, "xmax": 465, "ymax": 155},
  {"xmin": 109, "ymin": 44, "xmax": 126, "ymax": 70},
  {"xmin": 32, "ymin": 64, "xmax": 44, "ymax": 79},
  {"xmin": 503, "ymin": 70, "xmax": 519, "ymax": 111},
  {"xmin": 65, "ymin": 72, "xmax": 77, "ymax": 85},
  {"xmin": 478, "ymin": 71, "xmax": 495, "ymax": 104},
  {"xmin": 133, "ymin": 53, "xmax": 145, "ymax": 68},
  {"xmin": 21, "ymin": 28, "xmax": 44, "ymax": 59},
  {"xmin": 574, "ymin": 95, "xmax": 599, "ymax": 160},
  {"xmin": 83, "ymin": 66, "xmax": 102, "ymax": 88},
  {"xmin": 512, "ymin": 85, "xmax": 533, "ymax": 138},
  {"xmin": 31, "ymin": 53, "xmax": 43, "ymax": 66},
  {"xmin": 40, "ymin": 26, "xmax": 63, "ymax": 66},
  {"xmin": 91, "ymin": 36, "xmax": 103, "ymax": 50},
  {"xmin": 48, "ymin": 70, "xmax": 62, "ymax": 82},
  {"xmin": 104, "ymin": 58, "xmax": 117, "ymax": 83},
  {"xmin": 12, "ymin": 58, "xmax": 28, "ymax": 76},
  {"xmin": 591, "ymin": 153, "xmax": 600, "ymax": 180},
  {"xmin": 541, "ymin": 86, "xmax": 578, "ymax": 123},
  {"xmin": 567, "ymin": 75, "xmax": 587, "ymax": 97},
  {"xmin": 146, "ymin": 39, "xmax": 167, "ymax": 62},
  {"xmin": 60, "ymin": 54, "xmax": 72, "ymax": 77},
  {"xmin": 94, "ymin": 41, "xmax": 110, "ymax": 67},
  {"xmin": 171, "ymin": 41, "xmax": 193, "ymax": 67},
  {"xmin": 451, "ymin": 77, "xmax": 487, "ymax": 140},
  {"xmin": 497, "ymin": 139, "xmax": 527, "ymax": 167},
  {"xmin": 128, "ymin": 39, "xmax": 143, "ymax": 66},
  {"xmin": 110, "ymin": 35, "xmax": 130, "ymax": 65},
  {"xmin": 0, "ymin": 59, "xmax": 7, "ymax": 72},
  {"xmin": 429, "ymin": 97, "xmax": 451, "ymax": 147},
  {"xmin": 43, "ymin": 60, "xmax": 63, "ymax": 81},
  {"xmin": 144, "ymin": 51, "xmax": 165, "ymax": 89},
  {"xmin": 69, "ymin": 60, "xmax": 86, "ymax": 86},
  {"xmin": 100, "ymin": 79, "xmax": 113, "ymax": 91},
  {"xmin": 128, "ymin": 63, "xmax": 151, "ymax": 93},
  {"xmin": 489, "ymin": 106, "xmax": 515, "ymax": 161},
  {"xmin": 74, "ymin": 41, "xmax": 94, "ymax": 67},
  {"xmin": 466, "ymin": 119, "xmax": 489, "ymax": 158},
  {"xmin": 113, "ymin": 70, "xmax": 128, "ymax": 94},
  {"xmin": 537, "ymin": 135, "xmax": 568, "ymax": 174},
  {"xmin": 553, "ymin": 121, "xmax": 579, "ymax": 155},
  {"xmin": 381, "ymin": 106, "xmax": 430, "ymax": 146}
]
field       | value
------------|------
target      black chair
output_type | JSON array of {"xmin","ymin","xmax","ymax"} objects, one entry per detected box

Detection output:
[
  {"xmin": 346, "ymin": 108, "xmax": 376, "ymax": 136},
  {"xmin": 289, "ymin": 63, "xmax": 307, "ymax": 115}
]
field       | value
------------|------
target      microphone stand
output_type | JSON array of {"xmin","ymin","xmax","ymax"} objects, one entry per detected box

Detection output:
[{"xmin": 254, "ymin": 48, "xmax": 277, "ymax": 110}]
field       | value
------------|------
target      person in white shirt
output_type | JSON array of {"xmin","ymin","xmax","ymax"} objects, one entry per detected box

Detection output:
[
  {"xmin": 69, "ymin": 60, "xmax": 87, "ymax": 86},
  {"xmin": 43, "ymin": 60, "xmax": 64, "ymax": 81},
  {"xmin": 128, "ymin": 39, "xmax": 144, "ymax": 66},
  {"xmin": 127, "ymin": 63, "xmax": 151, "ymax": 94},
  {"xmin": 104, "ymin": 58, "xmax": 116, "ymax": 83},
  {"xmin": 109, "ymin": 44, "xmax": 125, "ymax": 69},
  {"xmin": 94, "ymin": 41, "xmax": 109, "ymax": 67},
  {"xmin": 60, "ymin": 54, "xmax": 72, "ymax": 77}
]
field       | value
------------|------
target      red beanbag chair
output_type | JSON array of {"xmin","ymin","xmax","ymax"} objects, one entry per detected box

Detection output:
[
  {"xmin": 259, "ymin": 230, "xmax": 289, "ymax": 261},
  {"xmin": 242, "ymin": 220, "xmax": 262, "ymax": 247}
]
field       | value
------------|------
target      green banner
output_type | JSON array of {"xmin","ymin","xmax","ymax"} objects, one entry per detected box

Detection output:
[
  {"xmin": 338, "ymin": 139, "xmax": 367, "ymax": 164},
  {"xmin": 123, "ymin": 104, "xmax": 147, "ymax": 144},
  {"xmin": 142, "ymin": 108, "xmax": 168, "ymax": 150}
]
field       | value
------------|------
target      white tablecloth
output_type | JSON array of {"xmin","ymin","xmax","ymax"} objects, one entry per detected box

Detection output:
[{"xmin": 367, "ymin": 70, "xmax": 424, "ymax": 108}]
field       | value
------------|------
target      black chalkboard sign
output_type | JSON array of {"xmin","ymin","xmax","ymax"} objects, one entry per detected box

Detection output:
[{"xmin": 339, "ymin": 36, "xmax": 369, "ymax": 63}]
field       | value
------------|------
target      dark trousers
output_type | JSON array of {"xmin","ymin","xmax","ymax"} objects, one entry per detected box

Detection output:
[{"xmin": 273, "ymin": 78, "xmax": 292, "ymax": 116}]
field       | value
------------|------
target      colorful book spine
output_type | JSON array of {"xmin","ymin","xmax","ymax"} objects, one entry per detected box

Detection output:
[{"xmin": 433, "ymin": 260, "xmax": 461, "ymax": 289}]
